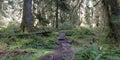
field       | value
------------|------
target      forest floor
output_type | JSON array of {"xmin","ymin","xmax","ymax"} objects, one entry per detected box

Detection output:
[{"xmin": 0, "ymin": 28, "xmax": 120, "ymax": 60}]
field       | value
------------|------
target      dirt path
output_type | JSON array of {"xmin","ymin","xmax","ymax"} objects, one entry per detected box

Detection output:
[{"xmin": 37, "ymin": 32, "xmax": 75, "ymax": 60}]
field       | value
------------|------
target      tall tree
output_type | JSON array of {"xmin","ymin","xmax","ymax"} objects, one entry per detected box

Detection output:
[
  {"xmin": 102, "ymin": 0, "xmax": 120, "ymax": 41},
  {"xmin": 55, "ymin": 0, "xmax": 59, "ymax": 28},
  {"xmin": 20, "ymin": 0, "xmax": 33, "ymax": 32}
]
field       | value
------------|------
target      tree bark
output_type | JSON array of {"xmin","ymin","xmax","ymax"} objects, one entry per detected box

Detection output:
[
  {"xmin": 102, "ymin": 0, "xmax": 120, "ymax": 41},
  {"xmin": 20, "ymin": 0, "xmax": 33, "ymax": 32},
  {"xmin": 109, "ymin": 0, "xmax": 120, "ymax": 41},
  {"xmin": 55, "ymin": 0, "xmax": 59, "ymax": 28}
]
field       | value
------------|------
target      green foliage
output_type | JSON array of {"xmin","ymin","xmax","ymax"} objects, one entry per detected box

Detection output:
[
  {"xmin": 38, "ymin": 18, "xmax": 50, "ymax": 26},
  {"xmin": 111, "ymin": 15, "xmax": 120, "ymax": 25},
  {"xmin": 0, "ymin": 26, "xmax": 119, "ymax": 60},
  {"xmin": 63, "ymin": 54, "xmax": 71, "ymax": 60},
  {"xmin": 59, "ymin": 2, "xmax": 72, "ymax": 13},
  {"xmin": 73, "ymin": 44, "xmax": 120, "ymax": 60},
  {"xmin": 13, "ymin": 55, "xmax": 32, "ymax": 60},
  {"xmin": 0, "ymin": 31, "xmax": 56, "ymax": 60},
  {"xmin": 74, "ymin": 44, "xmax": 99, "ymax": 60},
  {"xmin": 20, "ymin": 35, "xmax": 56, "ymax": 49},
  {"xmin": 59, "ymin": 21, "xmax": 73, "ymax": 30},
  {"xmin": 79, "ymin": 27, "xmax": 94, "ymax": 35},
  {"xmin": 0, "ymin": 23, "xmax": 20, "ymax": 34},
  {"xmin": 65, "ymin": 30, "xmax": 75, "ymax": 36},
  {"xmin": 0, "ymin": 33, "xmax": 55, "ymax": 49},
  {"xmin": 72, "ymin": 27, "xmax": 95, "ymax": 39}
]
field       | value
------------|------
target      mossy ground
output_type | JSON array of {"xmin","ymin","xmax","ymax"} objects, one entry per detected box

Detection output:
[{"xmin": 0, "ymin": 28, "xmax": 120, "ymax": 60}]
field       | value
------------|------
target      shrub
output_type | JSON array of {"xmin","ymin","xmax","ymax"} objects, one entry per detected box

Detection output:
[
  {"xmin": 73, "ymin": 44, "xmax": 120, "ymax": 60},
  {"xmin": 59, "ymin": 21, "xmax": 72, "ymax": 30},
  {"xmin": 21, "ymin": 35, "xmax": 56, "ymax": 49}
]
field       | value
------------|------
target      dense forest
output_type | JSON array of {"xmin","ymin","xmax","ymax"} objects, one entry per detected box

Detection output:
[{"xmin": 0, "ymin": 0, "xmax": 120, "ymax": 60}]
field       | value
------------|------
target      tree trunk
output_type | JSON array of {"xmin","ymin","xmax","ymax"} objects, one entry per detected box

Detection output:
[
  {"xmin": 102, "ymin": 0, "xmax": 120, "ymax": 41},
  {"xmin": 0, "ymin": 0, "xmax": 3, "ymax": 23},
  {"xmin": 0, "ymin": 0, "xmax": 2, "ymax": 10},
  {"xmin": 55, "ymin": 0, "xmax": 59, "ymax": 28},
  {"xmin": 109, "ymin": 0, "xmax": 120, "ymax": 41},
  {"xmin": 20, "ymin": 0, "xmax": 33, "ymax": 32}
]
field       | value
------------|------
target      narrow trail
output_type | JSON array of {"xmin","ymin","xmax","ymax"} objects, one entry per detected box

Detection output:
[{"xmin": 37, "ymin": 32, "xmax": 75, "ymax": 60}]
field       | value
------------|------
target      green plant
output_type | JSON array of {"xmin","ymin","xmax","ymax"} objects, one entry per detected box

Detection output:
[
  {"xmin": 73, "ymin": 44, "xmax": 120, "ymax": 60},
  {"xmin": 59, "ymin": 21, "xmax": 73, "ymax": 30},
  {"xmin": 13, "ymin": 55, "xmax": 32, "ymax": 60},
  {"xmin": 65, "ymin": 30, "xmax": 75, "ymax": 36},
  {"xmin": 21, "ymin": 35, "xmax": 56, "ymax": 49}
]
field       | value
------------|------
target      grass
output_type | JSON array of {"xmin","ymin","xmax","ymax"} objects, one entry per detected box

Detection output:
[
  {"xmin": 0, "ymin": 27, "xmax": 120, "ymax": 60},
  {"xmin": 73, "ymin": 44, "xmax": 120, "ymax": 60},
  {"xmin": 0, "ymin": 49, "xmax": 52, "ymax": 60}
]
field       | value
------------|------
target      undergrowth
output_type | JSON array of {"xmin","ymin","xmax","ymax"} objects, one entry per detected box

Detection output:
[
  {"xmin": 73, "ymin": 43, "xmax": 120, "ymax": 60},
  {"xmin": 0, "ymin": 27, "xmax": 120, "ymax": 60}
]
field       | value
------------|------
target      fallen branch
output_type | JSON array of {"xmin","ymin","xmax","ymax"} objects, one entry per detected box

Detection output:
[
  {"xmin": 0, "ymin": 49, "xmax": 36, "ymax": 55},
  {"xmin": 0, "ymin": 30, "xmax": 52, "ymax": 38}
]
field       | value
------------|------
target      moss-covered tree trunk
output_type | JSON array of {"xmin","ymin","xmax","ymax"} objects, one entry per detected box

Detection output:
[
  {"xmin": 79, "ymin": 0, "xmax": 109, "ymax": 32},
  {"xmin": 109, "ymin": 0, "xmax": 120, "ymax": 41},
  {"xmin": 102, "ymin": 0, "xmax": 120, "ymax": 41},
  {"xmin": 0, "ymin": 0, "xmax": 3, "ymax": 26},
  {"xmin": 55, "ymin": 0, "xmax": 59, "ymax": 28},
  {"xmin": 20, "ymin": 0, "xmax": 33, "ymax": 32}
]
